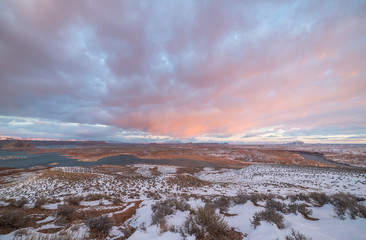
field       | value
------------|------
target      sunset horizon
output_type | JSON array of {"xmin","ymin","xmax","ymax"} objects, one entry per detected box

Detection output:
[{"xmin": 1, "ymin": 0, "xmax": 365, "ymax": 144}]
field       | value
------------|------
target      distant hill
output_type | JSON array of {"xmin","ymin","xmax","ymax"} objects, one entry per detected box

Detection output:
[
  {"xmin": 1, "ymin": 141, "xmax": 35, "ymax": 149},
  {"xmin": 0, "ymin": 140, "xmax": 108, "ymax": 148},
  {"xmin": 286, "ymin": 140, "xmax": 305, "ymax": 145}
]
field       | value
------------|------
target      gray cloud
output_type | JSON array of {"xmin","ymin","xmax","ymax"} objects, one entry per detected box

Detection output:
[{"xmin": 0, "ymin": 0, "xmax": 365, "ymax": 142}]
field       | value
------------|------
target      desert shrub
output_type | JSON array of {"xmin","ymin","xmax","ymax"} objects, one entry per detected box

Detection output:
[
  {"xmin": 297, "ymin": 204, "xmax": 313, "ymax": 217},
  {"xmin": 249, "ymin": 193, "xmax": 273, "ymax": 205},
  {"xmin": 86, "ymin": 216, "xmax": 113, "ymax": 235},
  {"xmin": 85, "ymin": 193, "xmax": 111, "ymax": 201},
  {"xmin": 146, "ymin": 191, "xmax": 161, "ymax": 200},
  {"xmin": 56, "ymin": 204, "xmax": 75, "ymax": 222},
  {"xmin": 331, "ymin": 193, "xmax": 366, "ymax": 219},
  {"xmin": 285, "ymin": 228, "xmax": 312, "ymax": 240},
  {"xmin": 112, "ymin": 198, "xmax": 122, "ymax": 204},
  {"xmin": 151, "ymin": 198, "xmax": 190, "ymax": 225},
  {"xmin": 65, "ymin": 196, "xmax": 82, "ymax": 206},
  {"xmin": 14, "ymin": 197, "xmax": 29, "ymax": 208},
  {"xmin": 265, "ymin": 199, "xmax": 287, "ymax": 213},
  {"xmin": 34, "ymin": 197, "xmax": 47, "ymax": 208},
  {"xmin": 289, "ymin": 193, "xmax": 310, "ymax": 202},
  {"xmin": 211, "ymin": 196, "xmax": 231, "ymax": 212},
  {"xmin": 250, "ymin": 208, "xmax": 285, "ymax": 229},
  {"xmin": 121, "ymin": 224, "xmax": 136, "ymax": 239},
  {"xmin": 287, "ymin": 203, "xmax": 299, "ymax": 214},
  {"xmin": 0, "ymin": 209, "xmax": 28, "ymax": 229},
  {"xmin": 233, "ymin": 192, "xmax": 249, "ymax": 205},
  {"xmin": 308, "ymin": 192, "xmax": 330, "ymax": 207},
  {"xmin": 181, "ymin": 205, "xmax": 231, "ymax": 239}
]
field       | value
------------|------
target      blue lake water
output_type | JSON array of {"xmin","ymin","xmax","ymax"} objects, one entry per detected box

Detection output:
[{"xmin": 0, "ymin": 151, "xmax": 222, "ymax": 168}]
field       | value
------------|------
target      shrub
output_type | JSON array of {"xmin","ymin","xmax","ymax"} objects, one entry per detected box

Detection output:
[
  {"xmin": 265, "ymin": 199, "xmax": 287, "ymax": 214},
  {"xmin": 287, "ymin": 203, "xmax": 299, "ymax": 214},
  {"xmin": 297, "ymin": 204, "xmax": 313, "ymax": 217},
  {"xmin": 34, "ymin": 197, "xmax": 47, "ymax": 208},
  {"xmin": 14, "ymin": 197, "xmax": 29, "ymax": 208},
  {"xmin": 56, "ymin": 204, "xmax": 75, "ymax": 222},
  {"xmin": 250, "ymin": 208, "xmax": 285, "ymax": 229},
  {"xmin": 211, "ymin": 196, "xmax": 231, "ymax": 212},
  {"xmin": 0, "ymin": 209, "xmax": 28, "ymax": 229},
  {"xmin": 181, "ymin": 205, "xmax": 231, "ymax": 239},
  {"xmin": 86, "ymin": 216, "xmax": 113, "ymax": 235},
  {"xmin": 121, "ymin": 224, "xmax": 136, "ymax": 239},
  {"xmin": 285, "ymin": 228, "xmax": 312, "ymax": 240},
  {"xmin": 308, "ymin": 192, "xmax": 330, "ymax": 207},
  {"xmin": 85, "ymin": 193, "xmax": 111, "ymax": 201},
  {"xmin": 233, "ymin": 192, "xmax": 249, "ymax": 205},
  {"xmin": 249, "ymin": 193, "xmax": 273, "ymax": 205},
  {"xmin": 289, "ymin": 193, "xmax": 310, "ymax": 202},
  {"xmin": 65, "ymin": 196, "xmax": 82, "ymax": 206},
  {"xmin": 151, "ymin": 198, "xmax": 190, "ymax": 225},
  {"xmin": 331, "ymin": 193, "xmax": 366, "ymax": 219}
]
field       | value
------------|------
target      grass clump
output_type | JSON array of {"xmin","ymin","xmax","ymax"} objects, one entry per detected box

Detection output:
[
  {"xmin": 181, "ymin": 205, "xmax": 235, "ymax": 240},
  {"xmin": 65, "ymin": 196, "xmax": 82, "ymax": 206},
  {"xmin": 14, "ymin": 197, "xmax": 29, "ymax": 208},
  {"xmin": 308, "ymin": 192, "xmax": 331, "ymax": 207},
  {"xmin": 265, "ymin": 199, "xmax": 287, "ymax": 214},
  {"xmin": 85, "ymin": 193, "xmax": 111, "ymax": 201},
  {"xmin": 210, "ymin": 196, "xmax": 231, "ymax": 212},
  {"xmin": 34, "ymin": 197, "xmax": 47, "ymax": 208},
  {"xmin": 285, "ymin": 228, "xmax": 312, "ymax": 240},
  {"xmin": 233, "ymin": 192, "xmax": 249, "ymax": 205},
  {"xmin": 331, "ymin": 193, "xmax": 366, "ymax": 219},
  {"xmin": 55, "ymin": 204, "xmax": 75, "ymax": 223},
  {"xmin": 250, "ymin": 208, "xmax": 285, "ymax": 229},
  {"xmin": 86, "ymin": 216, "xmax": 113, "ymax": 236},
  {"xmin": 0, "ymin": 209, "xmax": 28, "ymax": 229},
  {"xmin": 151, "ymin": 198, "xmax": 190, "ymax": 225}
]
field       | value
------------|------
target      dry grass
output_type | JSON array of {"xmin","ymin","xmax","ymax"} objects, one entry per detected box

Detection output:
[
  {"xmin": 167, "ymin": 174, "xmax": 210, "ymax": 188},
  {"xmin": 251, "ymin": 208, "xmax": 285, "ymax": 229},
  {"xmin": 37, "ymin": 169, "xmax": 97, "ymax": 182},
  {"xmin": 181, "ymin": 204, "xmax": 242, "ymax": 240}
]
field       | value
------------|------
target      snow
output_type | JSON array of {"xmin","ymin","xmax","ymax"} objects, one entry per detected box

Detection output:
[
  {"xmin": 157, "ymin": 166, "xmax": 178, "ymax": 174},
  {"xmin": 36, "ymin": 216, "xmax": 55, "ymax": 224},
  {"xmin": 0, "ymin": 163, "xmax": 365, "ymax": 240}
]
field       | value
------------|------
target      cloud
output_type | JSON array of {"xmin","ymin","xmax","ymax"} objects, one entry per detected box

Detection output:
[{"xmin": 0, "ymin": 0, "xmax": 365, "ymax": 142}]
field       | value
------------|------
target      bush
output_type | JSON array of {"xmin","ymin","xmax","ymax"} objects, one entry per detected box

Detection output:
[
  {"xmin": 211, "ymin": 196, "xmax": 231, "ymax": 212},
  {"xmin": 250, "ymin": 208, "xmax": 285, "ymax": 229},
  {"xmin": 331, "ymin": 193, "xmax": 366, "ymax": 219},
  {"xmin": 289, "ymin": 193, "xmax": 310, "ymax": 202},
  {"xmin": 14, "ymin": 197, "xmax": 29, "ymax": 208},
  {"xmin": 308, "ymin": 192, "xmax": 330, "ymax": 207},
  {"xmin": 121, "ymin": 224, "xmax": 136, "ymax": 239},
  {"xmin": 297, "ymin": 204, "xmax": 313, "ymax": 217},
  {"xmin": 85, "ymin": 194, "xmax": 111, "ymax": 201},
  {"xmin": 0, "ymin": 209, "xmax": 28, "ymax": 229},
  {"xmin": 86, "ymin": 216, "xmax": 113, "ymax": 235},
  {"xmin": 65, "ymin": 196, "xmax": 82, "ymax": 206},
  {"xmin": 181, "ymin": 205, "xmax": 231, "ymax": 239},
  {"xmin": 151, "ymin": 198, "xmax": 190, "ymax": 225},
  {"xmin": 265, "ymin": 199, "xmax": 287, "ymax": 214},
  {"xmin": 56, "ymin": 204, "xmax": 75, "ymax": 222},
  {"xmin": 285, "ymin": 228, "xmax": 312, "ymax": 240},
  {"xmin": 233, "ymin": 192, "xmax": 249, "ymax": 205},
  {"xmin": 34, "ymin": 197, "xmax": 47, "ymax": 208}
]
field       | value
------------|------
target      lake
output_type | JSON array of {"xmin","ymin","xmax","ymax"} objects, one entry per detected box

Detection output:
[{"xmin": 0, "ymin": 151, "xmax": 222, "ymax": 168}]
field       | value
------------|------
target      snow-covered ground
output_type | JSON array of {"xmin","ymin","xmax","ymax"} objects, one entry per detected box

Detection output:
[{"xmin": 0, "ymin": 164, "xmax": 365, "ymax": 239}]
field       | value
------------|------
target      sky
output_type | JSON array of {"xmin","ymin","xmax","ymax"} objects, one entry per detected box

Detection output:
[{"xmin": 0, "ymin": 0, "xmax": 366, "ymax": 144}]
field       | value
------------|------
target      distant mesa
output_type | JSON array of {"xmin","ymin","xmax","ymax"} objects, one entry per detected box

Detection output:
[
  {"xmin": 1, "ymin": 140, "xmax": 35, "ymax": 149},
  {"xmin": 286, "ymin": 140, "xmax": 305, "ymax": 145}
]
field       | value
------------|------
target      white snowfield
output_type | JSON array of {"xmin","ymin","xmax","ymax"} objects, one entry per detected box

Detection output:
[
  {"xmin": 196, "ymin": 164, "xmax": 366, "ymax": 197},
  {"xmin": 0, "ymin": 164, "xmax": 365, "ymax": 240}
]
